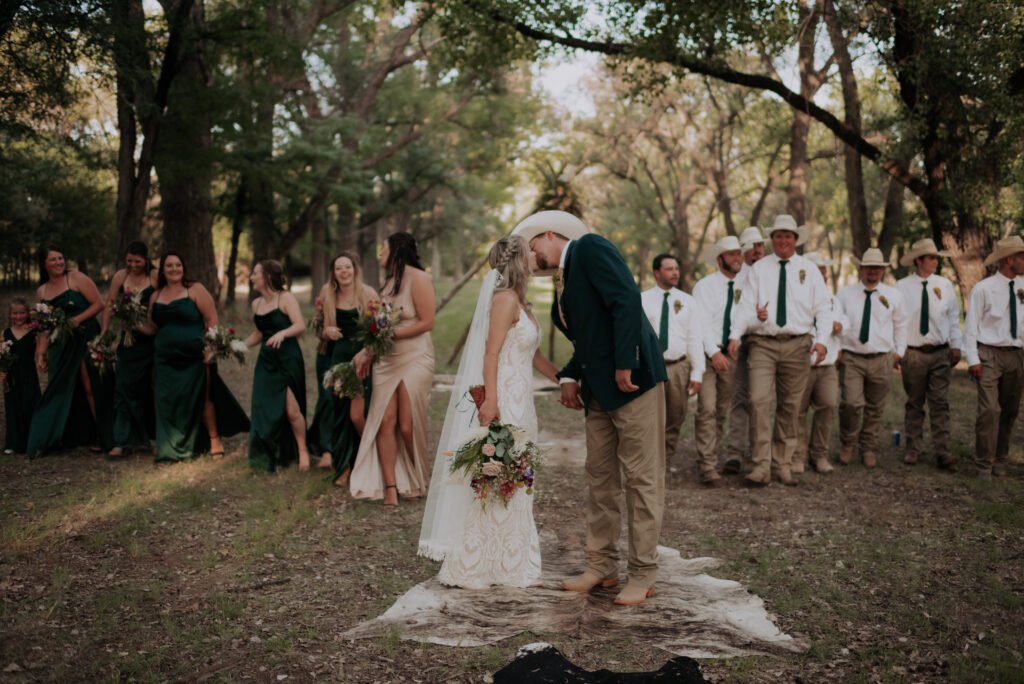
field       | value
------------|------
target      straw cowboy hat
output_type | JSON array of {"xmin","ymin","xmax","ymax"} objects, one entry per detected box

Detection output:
[
  {"xmin": 511, "ymin": 210, "xmax": 591, "ymax": 276},
  {"xmin": 983, "ymin": 235, "xmax": 1024, "ymax": 267},
  {"xmin": 703, "ymin": 235, "xmax": 742, "ymax": 267},
  {"xmin": 851, "ymin": 247, "xmax": 890, "ymax": 268},
  {"xmin": 739, "ymin": 226, "xmax": 766, "ymax": 252},
  {"xmin": 899, "ymin": 238, "xmax": 951, "ymax": 267},
  {"xmin": 765, "ymin": 215, "xmax": 809, "ymax": 247},
  {"xmin": 805, "ymin": 252, "xmax": 837, "ymax": 268}
]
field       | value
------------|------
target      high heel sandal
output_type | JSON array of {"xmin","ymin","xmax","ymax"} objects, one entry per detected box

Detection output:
[{"xmin": 383, "ymin": 484, "xmax": 398, "ymax": 510}]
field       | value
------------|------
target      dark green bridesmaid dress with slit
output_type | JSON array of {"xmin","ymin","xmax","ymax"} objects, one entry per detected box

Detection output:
[
  {"xmin": 26, "ymin": 288, "xmax": 111, "ymax": 456},
  {"xmin": 151, "ymin": 294, "xmax": 249, "ymax": 463},
  {"xmin": 112, "ymin": 285, "xmax": 156, "ymax": 450},
  {"xmin": 247, "ymin": 308, "xmax": 306, "ymax": 472},
  {"xmin": 307, "ymin": 335, "xmax": 336, "ymax": 456},
  {"xmin": 3, "ymin": 328, "xmax": 41, "ymax": 453}
]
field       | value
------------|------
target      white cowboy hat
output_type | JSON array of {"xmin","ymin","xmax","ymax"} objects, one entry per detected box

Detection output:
[
  {"xmin": 739, "ymin": 226, "xmax": 766, "ymax": 252},
  {"xmin": 765, "ymin": 215, "xmax": 809, "ymax": 247},
  {"xmin": 851, "ymin": 247, "xmax": 890, "ymax": 268},
  {"xmin": 805, "ymin": 252, "xmax": 836, "ymax": 268},
  {"xmin": 983, "ymin": 235, "xmax": 1024, "ymax": 267},
  {"xmin": 511, "ymin": 210, "xmax": 591, "ymax": 276},
  {"xmin": 899, "ymin": 238, "xmax": 951, "ymax": 267},
  {"xmin": 703, "ymin": 235, "xmax": 742, "ymax": 267}
]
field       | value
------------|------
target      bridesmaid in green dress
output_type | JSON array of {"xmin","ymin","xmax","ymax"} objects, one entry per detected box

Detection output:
[
  {"xmin": 101, "ymin": 241, "xmax": 159, "ymax": 458},
  {"xmin": 307, "ymin": 252, "xmax": 376, "ymax": 487},
  {"xmin": 307, "ymin": 279, "xmax": 337, "ymax": 469},
  {"xmin": 26, "ymin": 247, "xmax": 109, "ymax": 457},
  {"xmin": 138, "ymin": 252, "xmax": 249, "ymax": 465},
  {"xmin": 2, "ymin": 298, "xmax": 41, "ymax": 454},
  {"xmin": 242, "ymin": 260, "xmax": 309, "ymax": 472}
]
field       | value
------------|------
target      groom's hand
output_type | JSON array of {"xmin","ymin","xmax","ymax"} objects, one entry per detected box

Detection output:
[
  {"xmin": 615, "ymin": 369, "xmax": 638, "ymax": 393},
  {"xmin": 559, "ymin": 381, "xmax": 583, "ymax": 410}
]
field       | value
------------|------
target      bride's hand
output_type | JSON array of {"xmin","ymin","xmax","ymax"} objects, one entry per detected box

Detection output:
[{"xmin": 478, "ymin": 397, "xmax": 500, "ymax": 426}]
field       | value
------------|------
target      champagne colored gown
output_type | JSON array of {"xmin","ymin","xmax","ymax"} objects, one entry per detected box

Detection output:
[{"xmin": 3, "ymin": 328, "xmax": 41, "ymax": 453}]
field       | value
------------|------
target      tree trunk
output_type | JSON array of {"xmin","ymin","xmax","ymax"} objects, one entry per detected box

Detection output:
[
  {"xmin": 878, "ymin": 173, "xmax": 905, "ymax": 262},
  {"xmin": 225, "ymin": 182, "xmax": 246, "ymax": 305},
  {"xmin": 309, "ymin": 207, "xmax": 330, "ymax": 304}
]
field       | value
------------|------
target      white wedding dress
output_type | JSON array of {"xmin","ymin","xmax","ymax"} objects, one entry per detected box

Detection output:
[{"xmin": 436, "ymin": 308, "xmax": 543, "ymax": 589}]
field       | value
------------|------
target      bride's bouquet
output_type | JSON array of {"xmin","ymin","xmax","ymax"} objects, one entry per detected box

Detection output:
[
  {"xmin": 109, "ymin": 287, "xmax": 149, "ymax": 347},
  {"xmin": 87, "ymin": 330, "xmax": 119, "ymax": 376},
  {"xmin": 0, "ymin": 339, "xmax": 15, "ymax": 392},
  {"xmin": 322, "ymin": 361, "xmax": 364, "ymax": 398},
  {"xmin": 448, "ymin": 421, "xmax": 542, "ymax": 510},
  {"xmin": 29, "ymin": 301, "xmax": 74, "ymax": 345},
  {"xmin": 203, "ymin": 325, "xmax": 248, "ymax": 365},
  {"xmin": 355, "ymin": 300, "xmax": 401, "ymax": 359}
]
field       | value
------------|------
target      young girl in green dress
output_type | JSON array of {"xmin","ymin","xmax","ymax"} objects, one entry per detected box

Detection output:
[{"xmin": 2, "ymin": 298, "xmax": 41, "ymax": 454}]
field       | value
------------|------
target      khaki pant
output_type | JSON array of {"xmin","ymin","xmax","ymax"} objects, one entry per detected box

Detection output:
[
  {"xmin": 748, "ymin": 334, "xmax": 812, "ymax": 477},
  {"xmin": 695, "ymin": 356, "xmax": 736, "ymax": 474},
  {"xmin": 723, "ymin": 340, "xmax": 753, "ymax": 463},
  {"xmin": 584, "ymin": 383, "xmax": 665, "ymax": 588},
  {"xmin": 663, "ymin": 358, "xmax": 693, "ymax": 459},
  {"xmin": 838, "ymin": 352, "xmax": 893, "ymax": 458},
  {"xmin": 796, "ymin": 364, "xmax": 839, "ymax": 464},
  {"xmin": 901, "ymin": 347, "xmax": 952, "ymax": 460},
  {"xmin": 974, "ymin": 345, "xmax": 1024, "ymax": 471}
]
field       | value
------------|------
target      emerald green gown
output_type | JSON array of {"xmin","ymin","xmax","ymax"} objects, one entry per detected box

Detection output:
[
  {"xmin": 306, "ymin": 308, "xmax": 371, "ymax": 480},
  {"xmin": 3, "ymin": 328, "xmax": 41, "ymax": 453},
  {"xmin": 112, "ymin": 285, "xmax": 156, "ymax": 450},
  {"xmin": 26, "ymin": 288, "xmax": 112, "ymax": 457},
  {"xmin": 151, "ymin": 294, "xmax": 250, "ymax": 463},
  {"xmin": 247, "ymin": 308, "xmax": 306, "ymax": 472}
]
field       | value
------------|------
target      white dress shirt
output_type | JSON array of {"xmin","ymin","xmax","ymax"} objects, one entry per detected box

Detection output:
[
  {"xmin": 964, "ymin": 273, "xmax": 1024, "ymax": 367},
  {"xmin": 896, "ymin": 273, "xmax": 964, "ymax": 351},
  {"xmin": 692, "ymin": 270, "xmax": 740, "ymax": 359},
  {"xmin": 836, "ymin": 282, "xmax": 908, "ymax": 356},
  {"xmin": 819, "ymin": 295, "xmax": 846, "ymax": 366},
  {"xmin": 641, "ymin": 286, "xmax": 704, "ymax": 382},
  {"xmin": 729, "ymin": 253, "xmax": 833, "ymax": 346}
]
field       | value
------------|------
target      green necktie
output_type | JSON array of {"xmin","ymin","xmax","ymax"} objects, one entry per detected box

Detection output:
[
  {"xmin": 920, "ymin": 280, "xmax": 929, "ymax": 335},
  {"xmin": 723, "ymin": 281, "xmax": 734, "ymax": 348},
  {"xmin": 659, "ymin": 291, "xmax": 669, "ymax": 353},
  {"xmin": 859, "ymin": 289, "xmax": 875, "ymax": 344},
  {"xmin": 776, "ymin": 260, "xmax": 788, "ymax": 327},
  {"xmin": 1011, "ymin": 281, "xmax": 1018, "ymax": 339}
]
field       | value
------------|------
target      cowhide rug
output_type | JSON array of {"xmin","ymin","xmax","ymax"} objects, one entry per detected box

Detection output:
[{"xmin": 343, "ymin": 531, "xmax": 809, "ymax": 659}]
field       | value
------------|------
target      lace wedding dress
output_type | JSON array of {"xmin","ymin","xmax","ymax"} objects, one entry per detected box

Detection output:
[{"xmin": 437, "ymin": 310, "xmax": 543, "ymax": 589}]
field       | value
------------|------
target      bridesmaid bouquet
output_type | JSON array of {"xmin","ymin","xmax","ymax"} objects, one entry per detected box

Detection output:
[
  {"xmin": 355, "ymin": 300, "xmax": 401, "ymax": 359},
  {"xmin": 322, "ymin": 361, "xmax": 363, "ymax": 398},
  {"xmin": 203, "ymin": 325, "xmax": 248, "ymax": 365},
  {"xmin": 309, "ymin": 296, "xmax": 328, "ymax": 355},
  {"xmin": 87, "ymin": 330, "xmax": 119, "ymax": 376},
  {"xmin": 448, "ymin": 421, "xmax": 542, "ymax": 510},
  {"xmin": 109, "ymin": 288, "xmax": 149, "ymax": 347},
  {"xmin": 29, "ymin": 302, "xmax": 74, "ymax": 345},
  {"xmin": 0, "ymin": 339, "xmax": 14, "ymax": 392}
]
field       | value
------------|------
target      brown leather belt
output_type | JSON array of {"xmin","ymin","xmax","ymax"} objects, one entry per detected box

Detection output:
[
  {"xmin": 908, "ymin": 343, "xmax": 948, "ymax": 353},
  {"xmin": 665, "ymin": 355, "xmax": 689, "ymax": 365},
  {"xmin": 844, "ymin": 350, "xmax": 887, "ymax": 359},
  {"xmin": 979, "ymin": 343, "xmax": 1022, "ymax": 352},
  {"xmin": 750, "ymin": 333, "xmax": 809, "ymax": 342}
]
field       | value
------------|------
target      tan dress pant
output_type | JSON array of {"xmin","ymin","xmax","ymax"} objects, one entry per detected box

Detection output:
[
  {"xmin": 747, "ymin": 334, "xmax": 812, "ymax": 477},
  {"xmin": 584, "ymin": 383, "xmax": 665, "ymax": 588},
  {"xmin": 695, "ymin": 356, "xmax": 736, "ymax": 474},
  {"xmin": 901, "ymin": 347, "xmax": 952, "ymax": 460},
  {"xmin": 838, "ymin": 352, "xmax": 893, "ymax": 459},
  {"xmin": 796, "ymin": 364, "xmax": 839, "ymax": 465},
  {"xmin": 974, "ymin": 344, "xmax": 1024, "ymax": 471},
  {"xmin": 663, "ymin": 358, "xmax": 692, "ymax": 459},
  {"xmin": 723, "ymin": 340, "xmax": 753, "ymax": 463}
]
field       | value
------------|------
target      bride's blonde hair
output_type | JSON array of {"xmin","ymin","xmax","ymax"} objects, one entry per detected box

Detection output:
[{"xmin": 488, "ymin": 235, "xmax": 530, "ymax": 305}]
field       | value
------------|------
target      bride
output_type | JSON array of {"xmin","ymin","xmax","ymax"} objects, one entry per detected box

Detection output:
[{"xmin": 418, "ymin": 234, "xmax": 561, "ymax": 589}]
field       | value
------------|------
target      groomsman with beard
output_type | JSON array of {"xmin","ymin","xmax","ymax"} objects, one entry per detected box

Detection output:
[
  {"xmin": 964, "ymin": 236, "xmax": 1024, "ymax": 480},
  {"xmin": 727, "ymin": 215, "xmax": 832, "ymax": 486},
  {"xmin": 895, "ymin": 238, "xmax": 963, "ymax": 470},
  {"xmin": 641, "ymin": 254, "xmax": 703, "ymax": 463},
  {"xmin": 691, "ymin": 236, "xmax": 743, "ymax": 486},
  {"xmin": 721, "ymin": 226, "xmax": 767, "ymax": 474},
  {"xmin": 836, "ymin": 247, "xmax": 907, "ymax": 468},
  {"xmin": 522, "ymin": 211, "xmax": 667, "ymax": 606}
]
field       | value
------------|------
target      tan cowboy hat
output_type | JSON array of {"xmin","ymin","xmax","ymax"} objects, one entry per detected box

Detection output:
[
  {"xmin": 898, "ymin": 238, "xmax": 951, "ymax": 267},
  {"xmin": 766, "ymin": 215, "xmax": 809, "ymax": 247},
  {"xmin": 703, "ymin": 235, "xmax": 742, "ymax": 267},
  {"xmin": 739, "ymin": 226, "xmax": 766, "ymax": 252},
  {"xmin": 851, "ymin": 247, "xmax": 890, "ymax": 268},
  {"xmin": 983, "ymin": 235, "xmax": 1024, "ymax": 267},
  {"xmin": 805, "ymin": 252, "xmax": 836, "ymax": 268},
  {"xmin": 511, "ymin": 210, "xmax": 592, "ymax": 276}
]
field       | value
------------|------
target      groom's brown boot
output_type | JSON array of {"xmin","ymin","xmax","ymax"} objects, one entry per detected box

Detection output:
[
  {"xmin": 561, "ymin": 570, "xmax": 619, "ymax": 592},
  {"xmin": 614, "ymin": 584, "xmax": 655, "ymax": 606}
]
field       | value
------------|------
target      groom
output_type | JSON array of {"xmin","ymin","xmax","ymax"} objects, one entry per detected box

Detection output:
[{"xmin": 517, "ymin": 211, "xmax": 668, "ymax": 606}]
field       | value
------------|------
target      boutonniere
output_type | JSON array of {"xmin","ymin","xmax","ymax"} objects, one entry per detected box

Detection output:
[
  {"xmin": 933, "ymin": 287, "xmax": 942, "ymax": 300},
  {"xmin": 734, "ymin": 289, "xmax": 742, "ymax": 304},
  {"xmin": 673, "ymin": 300, "xmax": 682, "ymax": 314},
  {"xmin": 879, "ymin": 295, "xmax": 890, "ymax": 309},
  {"xmin": 799, "ymin": 269, "xmax": 806, "ymax": 284},
  {"xmin": 1017, "ymin": 289, "xmax": 1024, "ymax": 305}
]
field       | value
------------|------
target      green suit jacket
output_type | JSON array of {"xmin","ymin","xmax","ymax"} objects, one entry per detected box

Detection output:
[{"xmin": 552, "ymin": 234, "xmax": 667, "ymax": 412}]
